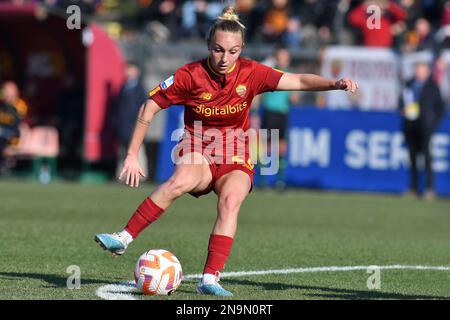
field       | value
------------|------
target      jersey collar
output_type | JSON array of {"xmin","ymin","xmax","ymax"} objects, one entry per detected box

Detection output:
[{"xmin": 206, "ymin": 57, "xmax": 238, "ymax": 79}]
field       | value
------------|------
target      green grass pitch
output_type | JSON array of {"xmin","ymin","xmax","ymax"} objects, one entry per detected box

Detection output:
[{"xmin": 0, "ymin": 180, "xmax": 449, "ymax": 300}]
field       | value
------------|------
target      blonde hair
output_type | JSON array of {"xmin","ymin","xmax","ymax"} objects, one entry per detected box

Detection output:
[{"xmin": 206, "ymin": 6, "xmax": 246, "ymax": 47}]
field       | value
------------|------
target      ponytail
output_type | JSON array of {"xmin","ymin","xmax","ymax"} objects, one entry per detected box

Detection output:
[{"xmin": 206, "ymin": 6, "xmax": 246, "ymax": 47}]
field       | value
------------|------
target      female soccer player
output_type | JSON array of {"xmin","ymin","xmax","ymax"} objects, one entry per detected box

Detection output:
[{"xmin": 95, "ymin": 6, "xmax": 358, "ymax": 297}]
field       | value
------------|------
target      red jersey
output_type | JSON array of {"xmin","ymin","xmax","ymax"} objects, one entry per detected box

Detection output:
[{"xmin": 149, "ymin": 57, "xmax": 283, "ymax": 134}]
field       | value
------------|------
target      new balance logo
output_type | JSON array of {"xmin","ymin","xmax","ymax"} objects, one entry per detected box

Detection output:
[{"xmin": 200, "ymin": 92, "xmax": 212, "ymax": 100}]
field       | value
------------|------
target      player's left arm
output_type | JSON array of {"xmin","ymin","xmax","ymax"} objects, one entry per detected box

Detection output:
[{"xmin": 276, "ymin": 72, "xmax": 359, "ymax": 93}]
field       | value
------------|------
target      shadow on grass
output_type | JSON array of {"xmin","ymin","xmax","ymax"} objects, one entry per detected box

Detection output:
[
  {"xmin": 0, "ymin": 272, "xmax": 113, "ymax": 288},
  {"xmin": 223, "ymin": 278, "xmax": 450, "ymax": 300}
]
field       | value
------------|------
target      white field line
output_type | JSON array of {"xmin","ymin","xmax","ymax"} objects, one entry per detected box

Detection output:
[
  {"xmin": 96, "ymin": 281, "xmax": 137, "ymax": 300},
  {"xmin": 96, "ymin": 265, "xmax": 450, "ymax": 300},
  {"xmin": 184, "ymin": 264, "xmax": 450, "ymax": 279}
]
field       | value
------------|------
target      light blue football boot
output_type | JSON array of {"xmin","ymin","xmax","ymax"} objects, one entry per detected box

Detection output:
[
  {"xmin": 196, "ymin": 272, "xmax": 233, "ymax": 297},
  {"xmin": 94, "ymin": 232, "xmax": 131, "ymax": 256}
]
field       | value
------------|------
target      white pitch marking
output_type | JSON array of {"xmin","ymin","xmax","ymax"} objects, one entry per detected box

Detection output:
[
  {"xmin": 96, "ymin": 265, "xmax": 450, "ymax": 300},
  {"xmin": 184, "ymin": 264, "xmax": 450, "ymax": 279},
  {"xmin": 96, "ymin": 281, "xmax": 137, "ymax": 300}
]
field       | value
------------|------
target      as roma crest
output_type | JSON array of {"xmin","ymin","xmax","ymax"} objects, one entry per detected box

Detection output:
[{"xmin": 236, "ymin": 84, "xmax": 247, "ymax": 98}]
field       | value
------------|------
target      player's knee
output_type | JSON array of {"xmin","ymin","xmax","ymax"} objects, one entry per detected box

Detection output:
[
  {"xmin": 218, "ymin": 193, "xmax": 243, "ymax": 215},
  {"xmin": 165, "ymin": 176, "xmax": 196, "ymax": 198}
]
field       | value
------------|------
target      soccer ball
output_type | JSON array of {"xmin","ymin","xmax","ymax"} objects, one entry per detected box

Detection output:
[{"xmin": 134, "ymin": 249, "xmax": 183, "ymax": 295}]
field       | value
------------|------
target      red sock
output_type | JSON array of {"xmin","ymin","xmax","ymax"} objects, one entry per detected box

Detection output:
[
  {"xmin": 124, "ymin": 197, "xmax": 164, "ymax": 239},
  {"xmin": 203, "ymin": 234, "xmax": 234, "ymax": 275}
]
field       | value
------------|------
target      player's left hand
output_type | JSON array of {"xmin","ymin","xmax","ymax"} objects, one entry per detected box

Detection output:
[{"xmin": 334, "ymin": 77, "xmax": 359, "ymax": 93}]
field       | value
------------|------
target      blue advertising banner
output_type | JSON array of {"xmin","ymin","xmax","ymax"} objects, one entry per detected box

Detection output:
[
  {"xmin": 156, "ymin": 106, "xmax": 450, "ymax": 196},
  {"xmin": 285, "ymin": 108, "xmax": 450, "ymax": 196}
]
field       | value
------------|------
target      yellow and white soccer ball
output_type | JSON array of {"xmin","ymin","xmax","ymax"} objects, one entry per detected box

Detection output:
[{"xmin": 134, "ymin": 249, "xmax": 183, "ymax": 295}]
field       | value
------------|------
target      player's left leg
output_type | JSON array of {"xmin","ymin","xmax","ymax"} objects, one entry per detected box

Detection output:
[{"xmin": 197, "ymin": 170, "xmax": 251, "ymax": 297}]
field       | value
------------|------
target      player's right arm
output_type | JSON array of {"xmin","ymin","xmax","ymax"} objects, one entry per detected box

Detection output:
[
  {"xmin": 120, "ymin": 67, "xmax": 190, "ymax": 188},
  {"xmin": 119, "ymin": 99, "xmax": 162, "ymax": 188}
]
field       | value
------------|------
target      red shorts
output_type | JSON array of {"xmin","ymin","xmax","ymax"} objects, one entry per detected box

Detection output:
[
  {"xmin": 190, "ymin": 162, "xmax": 254, "ymax": 198},
  {"xmin": 174, "ymin": 134, "xmax": 255, "ymax": 198}
]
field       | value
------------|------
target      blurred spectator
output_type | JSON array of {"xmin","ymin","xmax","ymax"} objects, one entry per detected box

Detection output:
[
  {"xmin": 0, "ymin": 81, "xmax": 28, "ymax": 162},
  {"xmin": 257, "ymin": 46, "xmax": 298, "ymax": 188},
  {"xmin": 441, "ymin": 1, "xmax": 450, "ymax": 25},
  {"xmin": 235, "ymin": 0, "xmax": 261, "ymax": 42},
  {"xmin": 399, "ymin": 0, "xmax": 422, "ymax": 31},
  {"xmin": 262, "ymin": 0, "xmax": 290, "ymax": 43},
  {"xmin": 180, "ymin": 0, "xmax": 222, "ymax": 38},
  {"xmin": 0, "ymin": 81, "xmax": 31, "ymax": 174},
  {"xmin": 421, "ymin": 0, "xmax": 442, "ymax": 29},
  {"xmin": 295, "ymin": 0, "xmax": 339, "ymax": 47},
  {"xmin": 347, "ymin": 0, "xmax": 407, "ymax": 48},
  {"xmin": 1, "ymin": 81, "xmax": 28, "ymax": 121},
  {"xmin": 137, "ymin": 0, "xmax": 180, "ymax": 42},
  {"xmin": 404, "ymin": 18, "xmax": 436, "ymax": 52},
  {"xmin": 434, "ymin": 2, "xmax": 450, "ymax": 51},
  {"xmin": 331, "ymin": 0, "xmax": 357, "ymax": 46},
  {"xmin": 282, "ymin": 16, "xmax": 302, "ymax": 49},
  {"xmin": 55, "ymin": 74, "xmax": 84, "ymax": 175},
  {"xmin": 399, "ymin": 61, "xmax": 445, "ymax": 200},
  {"xmin": 115, "ymin": 61, "xmax": 148, "ymax": 179},
  {"xmin": 0, "ymin": 99, "xmax": 20, "ymax": 173}
]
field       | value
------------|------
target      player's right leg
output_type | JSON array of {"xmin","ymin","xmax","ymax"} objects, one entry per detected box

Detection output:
[{"xmin": 95, "ymin": 152, "xmax": 212, "ymax": 256}]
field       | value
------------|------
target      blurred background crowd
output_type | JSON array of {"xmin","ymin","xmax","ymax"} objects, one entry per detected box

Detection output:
[
  {"xmin": 18, "ymin": 0, "xmax": 450, "ymax": 53},
  {"xmin": 0, "ymin": 0, "xmax": 449, "ymax": 199}
]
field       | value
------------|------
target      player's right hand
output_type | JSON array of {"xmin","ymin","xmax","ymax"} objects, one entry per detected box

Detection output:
[{"xmin": 118, "ymin": 153, "xmax": 146, "ymax": 188}]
